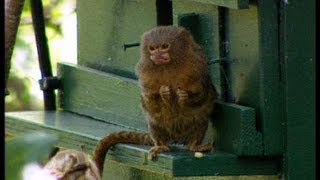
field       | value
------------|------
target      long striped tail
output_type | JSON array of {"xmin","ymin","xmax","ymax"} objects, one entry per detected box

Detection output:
[{"xmin": 93, "ymin": 131, "xmax": 153, "ymax": 176}]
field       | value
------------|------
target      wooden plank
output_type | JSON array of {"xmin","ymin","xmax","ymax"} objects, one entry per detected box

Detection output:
[
  {"xmin": 108, "ymin": 144, "xmax": 278, "ymax": 176},
  {"xmin": 223, "ymin": 5, "xmax": 267, "ymax": 154},
  {"xmin": 173, "ymin": 8, "xmax": 262, "ymax": 152},
  {"xmin": 5, "ymin": 111, "xmax": 131, "ymax": 154},
  {"xmin": 58, "ymin": 63, "xmax": 263, "ymax": 156},
  {"xmin": 104, "ymin": 160, "xmax": 278, "ymax": 180},
  {"xmin": 283, "ymin": 0, "xmax": 315, "ymax": 179},
  {"xmin": 225, "ymin": 3, "xmax": 283, "ymax": 155},
  {"xmin": 225, "ymin": 5, "xmax": 260, "ymax": 108},
  {"xmin": 214, "ymin": 101, "xmax": 263, "ymax": 156},
  {"xmin": 257, "ymin": 0, "xmax": 284, "ymax": 156},
  {"xmin": 57, "ymin": 62, "xmax": 148, "ymax": 131},
  {"xmin": 174, "ymin": 0, "xmax": 249, "ymax": 9},
  {"xmin": 77, "ymin": 0, "xmax": 156, "ymax": 78},
  {"xmin": 105, "ymin": 160, "xmax": 279, "ymax": 180},
  {"xmin": 5, "ymin": 111, "xmax": 279, "ymax": 176}
]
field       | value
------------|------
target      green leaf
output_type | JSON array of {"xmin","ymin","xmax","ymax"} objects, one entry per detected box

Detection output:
[{"xmin": 5, "ymin": 132, "xmax": 59, "ymax": 180}]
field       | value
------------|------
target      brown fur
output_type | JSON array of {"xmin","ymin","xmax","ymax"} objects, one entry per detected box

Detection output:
[
  {"xmin": 44, "ymin": 131, "xmax": 153, "ymax": 179},
  {"xmin": 93, "ymin": 131, "xmax": 153, "ymax": 176},
  {"xmin": 84, "ymin": 26, "xmax": 217, "ymax": 177},
  {"xmin": 44, "ymin": 149, "xmax": 101, "ymax": 180},
  {"xmin": 136, "ymin": 26, "xmax": 218, "ymax": 159}
]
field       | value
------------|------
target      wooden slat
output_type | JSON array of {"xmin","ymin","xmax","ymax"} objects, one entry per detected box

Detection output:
[
  {"xmin": 283, "ymin": 0, "xmax": 315, "ymax": 179},
  {"xmin": 108, "ymin": 145, "xmax": 279, "ymax": 176},
  {"xmin": 258, "ymin": 0, "xmax": 284, "ymax": 155},
  {"xmin": 58, "ymin": 62, "xmax": 148, "ymax": 131},
  {"xmin": 5, "ymin": 111, "xmax": 279, "ymax": 176},
  {"xmin": 103, "ymin": 160, "xmax": 279, "ymax": 180},
  {"xmin": 174, "ymin": 0, "xmax": 249, "ymax": 9},
  {"xmin": 225, "ymin": 4, "xmax": 284, "ymax": 155},
  {"xmin": 214, "ymin": 101, "xmax": 263, "ymax": 156},
  {"xmin": 77, "ymin": 0, "xmax": 156, "ymax": 78},
  {"xmin": 5, "ymin": 111, "xmax": 131, "ymax": 154},
  {"xmin": 58, "ymin": 63, "xmax": 263, "ymax": 156}
]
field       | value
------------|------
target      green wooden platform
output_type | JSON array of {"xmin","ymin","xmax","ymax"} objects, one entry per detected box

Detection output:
[
  {"xmin": 57, "ymin": 63, "xmax": 264, "ymax": 157},
  {"xmin": 5, "ymin": 111, "xmax": 279, "ymax": 178},
  {"xmin": 177, "ymin": 0, "xmax": 249, "ymax": 9},
  {"xmin": 5, "ymin": 0, "xmax": 315, "ymax": 179},
  {"xmin": 5, "ymin": 63, "xmax": 281, "ymax": 178}
]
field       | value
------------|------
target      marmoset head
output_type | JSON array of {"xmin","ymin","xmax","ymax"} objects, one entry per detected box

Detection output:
[{"xmin": 141, "ymin": 26, "xmax": 194, "ymax": 66}]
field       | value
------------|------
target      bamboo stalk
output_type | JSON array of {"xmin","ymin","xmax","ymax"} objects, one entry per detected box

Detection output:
[
  {"xmin": 30, "ymin": 0, "xmax": 56, "ymax": 110},
  {"xmin": 5, "ymin": 0, "xmax": 25, "ymax": 95}
]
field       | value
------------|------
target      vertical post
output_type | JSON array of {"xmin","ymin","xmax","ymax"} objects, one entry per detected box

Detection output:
[
  {"xmin": 218, "ymin": 7, "xmax": 231, "ymax": 102},
  {"xmin": 283, "ymin": 0, "xmax": 315, "ymax": 179},
  {"xmin": 30, "ymin": 0, "xmax": 56, "ymax": 110},
  {"xmin": 5, "ymin": 0, "xmax": 25, "ymax": 96},
  {"xmin": 155, "ymin": 0, "xmax": 173, "ymax": 26}
]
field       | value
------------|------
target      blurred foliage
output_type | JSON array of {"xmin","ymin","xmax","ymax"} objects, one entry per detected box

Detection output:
[
  {"xmin": 5, "ymin": 132, "xmax": 59, "ymax": 180},
  {"xmin": 5, "ymin": 0, "xmax": 76, "ymax": 111},
  {"xmin": 20, "ymin": 0, "xmax": 67, "ymax": 38},
  {"xmin": 5, "ymin": 71, "xmax": 38, "ymax": 111}
]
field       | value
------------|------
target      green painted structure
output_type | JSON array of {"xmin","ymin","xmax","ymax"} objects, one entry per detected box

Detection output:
[{"xmin": 5, "ymin": 0, "xmax": 315, "ymax": 179}]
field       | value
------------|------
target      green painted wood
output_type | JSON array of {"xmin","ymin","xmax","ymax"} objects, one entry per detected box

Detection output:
[
  {"xmin": 104, "ymin": 160, "xmax": 278, "ymax": 180},
  {"xmin": 174, "ymin": 1, "xmax": 284, "ymax": 155},
  {"xmin": 224, "ymin": 5, "xmax": 260, "ymax": 125},
  {"xmin": 257, "ymin": 0, "xmax": 284, "ymax": 156},
  {"xmin": 174, "ymin": 0, "xmax": 249, "ymax": 9},
  {"xmin": 57, "ymin": 62, "xmax": 148, "ymax": 131},
  {"xmin": 107, "ymin": 145, "xmax": 279, "ymax": 176},
  {"xmin": 58, "ymin": 63, "xmax": 262, "ymax": 156},
  {"xmin": 173, "ymin": 2, "xmax": 222, "ymax": 99},
  {"xmin": 77, "ymin": 0, "xmax": 156, "ymax": 79},
  {"xmin": 5, "ymin": 111, "xmax": 279, "ymax": 177},
  {"xmin": 214, "ymin": 101, "xmax": 262, "ymax": 156},
  {"xmin": 283, "ymin": 0, "xmax": 315, "ymax": 179},
  {"xmin": 225, "ymin": 4, "xmax": 283, "ymax": 155},
  {"xmin": 77, "ymin": 0, "xmax": 284, "ymax": 157},
  {"xmin": 5, "ymin": 111, "xmax": 131, "ymax": 154}
]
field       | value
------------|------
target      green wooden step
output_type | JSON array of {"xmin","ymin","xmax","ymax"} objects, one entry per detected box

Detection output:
[
  {"xmin": 5, "ymin": 63, "xmax": 279, "ymax": 178},
  {"xmin": 174, "ymin": 0, "xmax": 249, "ymax": 9},
  {"xmin": 5, "ymin": 111, "xmax": 279, "ymax": 177},
  {"xmin": 57, "ymin": 63, "xmax": 263, "ymax": 156},
  {"xmin": 57, "ymin": 63, "xmax": 147, "ymax": 131}
]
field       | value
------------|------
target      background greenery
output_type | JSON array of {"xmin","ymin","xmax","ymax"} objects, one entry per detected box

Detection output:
[
  {"xmin": 5, "ymin": 132, "xmax": 58, "ymax": 180},
  {"xmin": 5, "ymin": 0, "xmax": 77, "ymax": 111}
]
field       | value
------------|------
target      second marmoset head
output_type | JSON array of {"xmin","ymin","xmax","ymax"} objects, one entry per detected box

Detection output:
[{"xmin": 44, "ymin": 149, "xmax": 100, "ymax": 180}]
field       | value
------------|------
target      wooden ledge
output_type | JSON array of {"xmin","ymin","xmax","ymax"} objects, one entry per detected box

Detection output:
[{"xmin": 5, "ymin": 111, "xmax": 279, "ymax": 177}]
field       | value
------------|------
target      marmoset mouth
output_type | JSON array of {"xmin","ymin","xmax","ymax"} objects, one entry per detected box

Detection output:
[{"xmin": 151, "ymin": 53, "xmax": 170, "ymax": 65}]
